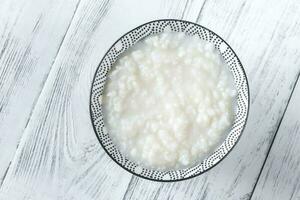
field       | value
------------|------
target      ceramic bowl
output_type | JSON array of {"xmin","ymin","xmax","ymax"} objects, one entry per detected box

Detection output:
[{"xmin": 90, "ymin": 19, "xmax": 249, "ymax": 182}]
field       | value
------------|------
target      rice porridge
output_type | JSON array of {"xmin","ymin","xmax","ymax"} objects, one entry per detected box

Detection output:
[{"xmin": 102, "ymin": 32, "xmax": 236, "ymax": 170}]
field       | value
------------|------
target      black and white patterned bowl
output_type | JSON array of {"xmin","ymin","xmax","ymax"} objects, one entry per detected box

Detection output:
[{"xmin": 90, "ymin": 19, "xmax": 249, "ymax": 182}]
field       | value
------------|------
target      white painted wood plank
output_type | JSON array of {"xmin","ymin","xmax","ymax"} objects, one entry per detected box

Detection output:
[
  {"xmin": 181, "ymin": 0, "xmax": 206, "ymax": 21},
  {"xmin": 0, "ymin": 0, "xmax": 201, "ymax": 199},
  {"xmin": 0, "ymin": 0, "xmax": 80, "ymax": 184},
  {"xmin": 251, "ymin": 76, "xmax": 300, "ymax": 199},
  {"xmin": 122, "ymin": 0, "xmax": 300, "ymax": 199}
]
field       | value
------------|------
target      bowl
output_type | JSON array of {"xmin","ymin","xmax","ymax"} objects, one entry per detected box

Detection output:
[{"xmin": 90, "ymin": 19, "xmax": 249, "ymax": 182}]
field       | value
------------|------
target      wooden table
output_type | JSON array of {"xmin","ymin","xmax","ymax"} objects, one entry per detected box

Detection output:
[{"xmin": 0, "ymin": 0, "xmax": 299, "ymax": 199}]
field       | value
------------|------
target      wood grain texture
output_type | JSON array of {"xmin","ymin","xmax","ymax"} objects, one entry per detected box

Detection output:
[
  {"xmin": 0, "ymin": 0, "xmax": 201, "ymax": 199},
  {"xmin": 251, "ymin": 75, "xmax": 300, "ymax": 200},
  {"xmin": 122, "ymin": 0, "xmax": 300, "ymax": 199},
  {"xmin": 1, "ymin": 0, "xmax": 300, "ymax": 199},
  {"xmin": 0, "ymin": 0, "xmax": 80, "ymax": 184}
]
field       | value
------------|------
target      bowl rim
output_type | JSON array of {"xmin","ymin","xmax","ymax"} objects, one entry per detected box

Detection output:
[{"xmin": 89, "ymin": 19, "xmax": 250, "ymax": 182}]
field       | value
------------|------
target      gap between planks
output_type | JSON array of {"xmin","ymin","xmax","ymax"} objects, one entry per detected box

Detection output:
[{"xmin": 249, "ymin": 71, "xmax": 300, "ymax": 200}]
